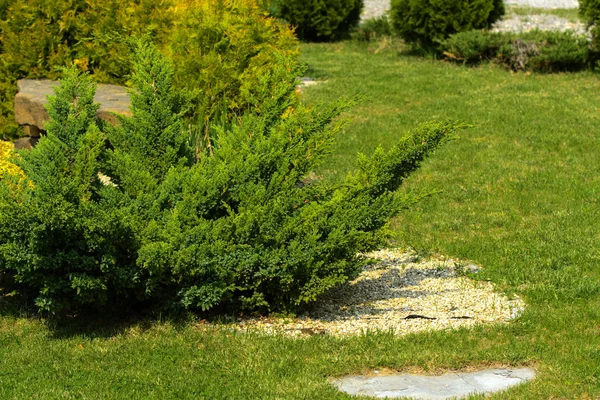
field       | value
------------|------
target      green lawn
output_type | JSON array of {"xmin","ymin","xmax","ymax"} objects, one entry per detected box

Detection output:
[
  {"xmin": 505, "ymin": 5, "xmax": 581, "ymax": 22},
  {"xmin": 2, "ymin": 40, "xmax": 600, "ymax": 398}
]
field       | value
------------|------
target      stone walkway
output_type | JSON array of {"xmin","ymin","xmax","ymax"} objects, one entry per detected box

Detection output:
[
  {"xmin": 493, "ymin": 13, "xmax": 585, "ymax": 34},
  {"xmin": 504, "ymin": 0, "xmax": 578, "ymax": 8},
  {"xmin": 361, "ymin": 0, "xmax": 582, "ymax": 31},
  {"xmin": 362, "ymin": 0, "xmax": 390, "ymax": 21}
]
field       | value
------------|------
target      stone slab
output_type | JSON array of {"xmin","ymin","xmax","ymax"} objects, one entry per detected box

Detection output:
[
  {"xmin": 15, "ymin": 79, "xmax": 131, "ymax": 132},
  {"xmin": 330, "ymin": 368, "xmax": 536, "ymax": 399}
]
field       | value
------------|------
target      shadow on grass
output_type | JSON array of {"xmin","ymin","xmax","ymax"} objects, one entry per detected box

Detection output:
[{"xmin": 0, "ymin": 271, "xmax": 197, "ymax": 340}]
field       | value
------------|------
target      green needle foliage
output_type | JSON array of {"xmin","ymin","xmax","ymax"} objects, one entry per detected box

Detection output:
[
  {"xmin": 390, "ymin": 0, "xmax": 505, "ymax": 48},
  {"xmin": 0, "ymin": 39, "xmax": 464, "ymax": 315},
  {"xmin": 0, "ymin": 68, "xmax": 138, "ymax": 313},
  {"xmin": 276, "ymin": 0, "xmax": 364, "ymax": 42},
  {"xmin": 580, "ymin": 0, "xmax": 600, "ymax": 49}
]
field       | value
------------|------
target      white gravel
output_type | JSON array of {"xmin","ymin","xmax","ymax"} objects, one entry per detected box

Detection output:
[
  {"xmin": 493, "ymin": 14, "xmax": 586, "ymax": 33},
  {"xmin": 361, "ymin": 0, "xmax": 579, "ymax": 22},
  {"xmin": 362, "ymin": 0, "xmax": 391, "ymax": 21},
  {"xmin": 229, "ymin": 249, "xmax": 524, "ymax": 338},
  {"xmin": 504, "ymin": 0, "xmax": 578, "ymax": 8}
]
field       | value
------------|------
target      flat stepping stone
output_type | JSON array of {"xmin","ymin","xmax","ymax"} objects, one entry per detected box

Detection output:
[
  {"xmin": 14, "ymin": 79, "xmax": 131, "ymax": 136},
  {"xmin": 331, "ymin": 368, "xmax": 536, "ymax": 399}
]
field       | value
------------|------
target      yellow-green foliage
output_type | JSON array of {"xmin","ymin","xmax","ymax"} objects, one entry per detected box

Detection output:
[
  {"xmin": 170, "ymin": 0, "xmax": 300, "ymax": 120},
  {"xmin": 0, "ymin": 141, "xmax": 22, "ymax": 180},
  {"xmin": 0, "ymin": 0, "xmax": 299, "ymax": 138}
]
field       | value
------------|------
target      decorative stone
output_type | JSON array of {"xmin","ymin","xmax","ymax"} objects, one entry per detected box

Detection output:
[
  {"xmin": 23, "ymin": 125, "xmax": 42, "ymax": 138},
  {"xmin": 14, "ymin": 79, "xmax": 131, "ymax": 133},
  {"xmin": 331, "ymin": 368, "xmax": 536, "ymax": 399},
  {"xmin": 12, "ymin": 136, "xmax": 39, "ymax": 150}
]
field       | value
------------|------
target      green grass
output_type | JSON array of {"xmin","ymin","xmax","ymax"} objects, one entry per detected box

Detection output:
[
  {"xmin": 2, "ymin": 40, "xmax": 600, "ymax": 398},
  {"xmin": 505, "ymin": 5, "xmax": 582, "ymax": 22}
]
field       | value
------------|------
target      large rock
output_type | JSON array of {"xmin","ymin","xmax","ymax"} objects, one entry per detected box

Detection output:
[{"xmin": 14, "ymin": 79, "xmax": 131, "ymax": 133}]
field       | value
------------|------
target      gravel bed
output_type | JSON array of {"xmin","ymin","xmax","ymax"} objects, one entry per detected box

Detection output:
[
  {"xmin": 360, "ymin": 0, "xmax": 579, "ymax": 22},
  {"xmin": 362, "ymin": 0, "xmax": 390, "ymax": 21},
  {"xmin": 504, "ymin": 0, "xmax": 578, "ymax": 8},
  {"xmin": 493, "ymin": 14, "xmax": 586, "ymax": 33},
  {"xmin": 231, "ymin": 249, "xmax": 524, "ymax": 338}
]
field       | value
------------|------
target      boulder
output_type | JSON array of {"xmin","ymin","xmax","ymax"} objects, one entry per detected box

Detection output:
[{"xmin": 14, "ymin": 79, "xmax": 131, "ymax": 133}]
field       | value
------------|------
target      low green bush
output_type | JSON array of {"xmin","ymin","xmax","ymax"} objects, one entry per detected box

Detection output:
[
  {"xmin": 442, "ymin": 30, "xmax": 593, "ymax": 72},
  {"xmin": 0, "ymin": 40, "xmax": 464, "ymax": 315},
  {"xmin": 442, "ymin": 30, "xmax": 507, "ymax": 63},
  {"xmin": 389, "ymin": 0, "xmax": 505, "ymax": 48},
  {"xmin": 352, "ymin": 15, "xmax": 393, "ymax": 41},
  {"xmin": 276, "ymin": 0, "xmax": 364, "ymax": 42}
]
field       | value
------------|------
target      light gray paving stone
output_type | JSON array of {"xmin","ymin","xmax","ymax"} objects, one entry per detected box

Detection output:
[{"xmin": 331, "ymin": 368, "xmax": 536, "ymax": 399}]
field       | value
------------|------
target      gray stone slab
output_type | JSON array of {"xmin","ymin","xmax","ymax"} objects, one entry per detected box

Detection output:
[
  {"xmin": 330, "ymin": 368, "xmax": 535, "ymax": 399},
  {"xmin": 15, "ymin": 79, "xmax": 131, "ymax": 131}
]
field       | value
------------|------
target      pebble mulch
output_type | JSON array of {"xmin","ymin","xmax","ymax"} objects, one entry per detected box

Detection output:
[
  {"xmin": 362, "ymin": 0, "xmax": 390, "ymax": 21},
  {"xmin": 231, "ymin": 249, "xmax": 524, "ymax": 338},
  {"xmin": 361, "ymin": 0, "xmax": 584, "ymax": 35},
  {"xmin": 504, "ymin": 0, "xmax": 578, "ymax": 8},
  {"xmin": 493, "ymin": 14, "xmax": 586, "ymax": 34}
]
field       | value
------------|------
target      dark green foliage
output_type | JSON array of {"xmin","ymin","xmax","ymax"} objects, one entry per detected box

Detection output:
[
  {"xmin": 487, "ymin": 0, "xmax": 505, "ymax": 27},
  {"xmin": 580, "ymin": 0, "xmax": 600, "ymax": 49},
  {"xmin": 0, "ymin": 67, "xmax": 140, "ymax": 313},
  {"xmin": 389, "ymin": 0, "xmax": 505, "ymax": 47},
  {"xmin": 276, "ymin": 0, "xmax": 364, "ymax": 42},
  {"xmin": 580, "ymin": 0, "xmax": 600, "ymax": 25},
  {"xmin": 442, "ymin": 30, "xmax": 507, "ymax": 63},
  {"xmin": 0, "ymin": 40, "xmax": 464, "ymax": 315},
  {"xmin": 353, "ymin": 15, "xmax": 394, "ymax": 41},
  {"xmin": 442, "ymin": 30, "xmax": 593, "ymax": 72}
]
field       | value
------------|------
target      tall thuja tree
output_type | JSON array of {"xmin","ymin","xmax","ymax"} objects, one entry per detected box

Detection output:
[{"xmin": 0, "ymin": 68, "xmax": 139, "ymax": 313}]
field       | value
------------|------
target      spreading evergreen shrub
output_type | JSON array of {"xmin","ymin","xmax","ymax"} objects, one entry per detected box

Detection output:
[
  {"xmin": 442, "ymin": 30, "xmax": 507, "ymax": 64},
  {"xmin": 442, "ymin": 30, "xmax": 593, "ymax": 72},
  {"xmin": 0, "ymin": 40, "xmax": 465, "ymax": 315},
  {"xmin": 276, "ymin": 0, "xmax": 364, "ymax": 42},
  {"xmin": 0, "ymin": 0, "xmax": 298, "ymax": 139},
  {"xmin": 389, "ymin": 0, "xmax": 505, "ymax": 47}
]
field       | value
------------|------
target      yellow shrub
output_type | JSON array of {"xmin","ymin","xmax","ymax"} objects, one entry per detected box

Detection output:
[
  {"xmin": 0, "ymin": 0, "xmax": 300, "ymax": 138},
  {"xmin": 169, "ymin": 0, "xmax": 299, "ymax": 120},
  {"xmin": 0, "ymin": 141, "xmax": 23, "ymax": 180}
]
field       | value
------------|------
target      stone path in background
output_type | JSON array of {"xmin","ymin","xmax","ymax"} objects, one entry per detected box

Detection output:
[
  {"xmin": 504, "ymin": 0, "xmax": 578, "ymax": 8},
  {"xmin": 331, "ymin": 368, "xmax": 536, "ymax": 399},
  {"xmin": 493, "ymin": 13, "xmax": 585, "ymax": 34},
  {"xmin": 361, "ymin": 0, "xmax": 390, "ymax": 21},
  {"xmin": 361, "ymin": 0, "xmax": 582, "ymax": 32}
]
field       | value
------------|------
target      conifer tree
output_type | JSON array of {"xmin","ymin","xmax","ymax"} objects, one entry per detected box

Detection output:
[
  {"xmin": 0, "ymin": 68, "xmax": 138, "ymax": 313},
  {"xmin": 0, "ymin": 40, "xmax": 466, "ymax": 315}
]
